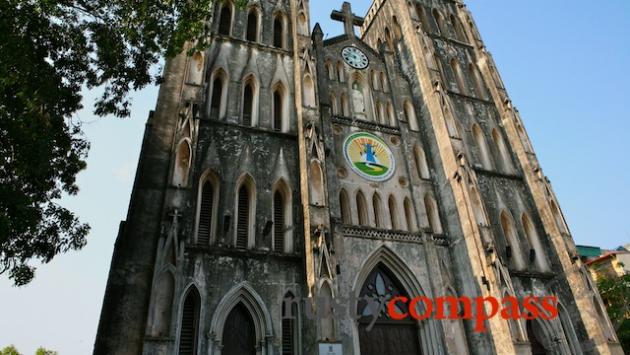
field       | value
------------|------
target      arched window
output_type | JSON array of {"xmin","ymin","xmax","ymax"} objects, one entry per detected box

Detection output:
[
  {"xmin": 470, "ymin": 187, "xmax": 487, "ymax": 226},
  {"xmin": 218, "ymin": 3, "xmax": 232, "ymax": 36},
  {"xmin": 326, "ymin": 61, "xmax": 335, "ymax": 80},
  {"xmin": 416, "ymin": 5, "xmax": 431, "ymax": 33},
  {"xmin": 330, "ymin": 94, "xmax": 338, "ymax": 115},
  {"xmin": 424, "ymin": 194, "xmax": 442, "ymax": 234},
  {"xmin": 469, "ymin": 63, "xmax": 486, "ymax": 99},
  {"xmin": 473, "ymin": 124, "xmax": 493, "ymax": 169},
  {"xmin": 340, "ymin": 94, "xmax": 350, "ymax": 117},
  {"xmin": 297, "ymin": 12, "xmax": 308, "ymax": 36},
  {"xmin": 404, "ymin": 100, "xmax": 419, "ymax": 131},
  {"xmin": 309, "ymin": 160, "xmax": 325, "ymax": 206},
  {"xmin": 337, "ymin": 61, "xmax": 345, "ymax": 82},
  {"xmin": 386, "ymin": 102, "xmax": 396, "ymax": 126},
  {"xmin": 173, "ymin": 140, "xmax": 191, "ymax": 186},
  {"xmin": 451, "ymin": 14, "xmax": 468, "ymax": 42},
  {"xmin": 246, "ymin": 9, "xmax": 259, "ymax": 42},
  {"xmin": 196, "ymin": 172, "xmax": 219, "ymax": 245},
  {"xmin": 272, "ymin": 183, "xmax": 291, "ymax": 253},
  {"xmin": 522, "ymin": 213, "xmax": 549, "ymax": 271},
  {"xmin": 432, "ymin": 9, "xmax": 446, "ymax": 36},
  {"xmin": 388, "ymin": 195, "xmax": 399, "ymax": 230},
  {"xmin": 273, "ymin": 83, "xmax": 287, "ymax": 132},
  {"xmin": 492, "ymin": 128, "xmax": 513, "ymax": 173},
  {"xmin": 371, "ymin": 70, "xmax": 380, "ymax": 91},
  {"xmin": 375, "ymin": 101, "xmax": 384, "ymax": 124},
  {"xmin": 242, "ymin": 77, "xmax": 258, "ymax": 126},
  {"xmin": 384, "ymin": 28, "xmax": 394, "ymax": 51},
  {"xmin": 380, "ymin": 72, "xmax": 389, "ymax": 93},
  {"xmin": 500, "ymin": 210, "xmax": 525, "ymax": 270},
  {"xmin": 273, "ymin": 14, "xmax": 285, "ymax": 48},
  {"xmin": 235, "ymin": 176, "xmax": 255, "ymax": 249},
  {"xmin": 178, "ymin": 287, "xmax": 200, "ymax": 355},
  {"xmin": 303, "ymin": 74, "xmax": 316, "ymax": 108},
  {"xmin": 450, "ymin": 58, "xmax": 467, "ymax": 95},
  {"xmin": 281, "ymin": 292, "xmax": 299, "ymax": 354},
  {"xmin": 210, "ymin": 77, "xmax": 224, "ymax": 119},
  {"xmin": 339, "ymin": 189, "xmax": 351, "ymax": 224},
  {"xmin": 186, "ymin": 52, "xmax": 204, "ymax": 85},
  {"xmin": 392, "ymin": 16, "xmax": 402, "ymax": 40},
  {"xmin": 320, "ymin": 283, "xmax": 334, "ymax": 341},
  {"xmin": 404, "ymin": 198, "xmax": 414, "ymax": 232},
  {"xmin": 413, "ymin": 144, "xmax": 430, "ymax": 179},
  {"xmin": 356, "ymin": 191, "xmax": 368, "ymax": 226},
  {"xmin": 373, "ymin": 193, "xmax": 384, "ymax": 228}
]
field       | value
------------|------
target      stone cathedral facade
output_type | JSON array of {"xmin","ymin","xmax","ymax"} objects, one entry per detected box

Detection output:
[{"xmin": 94, "ymin": 0, "xmax": 624, "ymax": 354}]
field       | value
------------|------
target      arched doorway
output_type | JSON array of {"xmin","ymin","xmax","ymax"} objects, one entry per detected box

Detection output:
[
  {"xmin": 222, "ymin": 303, "xmax": 256, "ymax": 355},
  {"xmin": 358, "ymin": 263, "xmax": 421, "ymax": 355}
]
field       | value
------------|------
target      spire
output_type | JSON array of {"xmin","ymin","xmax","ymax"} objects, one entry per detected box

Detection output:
[{"xmin": 331, "ymin": 2, "xmax": 364, "ymax": 37}]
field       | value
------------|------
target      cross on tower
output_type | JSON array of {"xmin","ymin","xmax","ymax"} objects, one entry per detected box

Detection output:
[{"xmin": 331, "ymin": 2, "xmax": 365, "ymax": 37}]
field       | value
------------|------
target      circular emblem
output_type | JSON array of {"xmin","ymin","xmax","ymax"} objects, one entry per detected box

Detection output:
[
  {"xmin": 341, "ymin": 46, "xmax": 369, "ymax": 69},
  {"xmin": 343, "ymin": 132, "xmax": 396, "ymax": 181}
]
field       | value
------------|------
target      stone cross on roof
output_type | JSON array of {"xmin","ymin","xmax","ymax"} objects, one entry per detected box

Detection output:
[{"xmin": 331, "ymin": 2, "xmax": 365, "ymax": 37}]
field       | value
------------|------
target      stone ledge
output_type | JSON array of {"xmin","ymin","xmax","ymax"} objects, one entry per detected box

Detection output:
[
  {"xmin": 340, "ymin": 225, "xmax": 424, "ymax": 244},
  {"xmin": 331, "ymin": 115, "xmax": 401, "ymax": 135}
]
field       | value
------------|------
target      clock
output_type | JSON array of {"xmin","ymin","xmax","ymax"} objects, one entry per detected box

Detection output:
[{"xmin": 341, "ymin": 46, "xmax": 369, "ymax": 69}]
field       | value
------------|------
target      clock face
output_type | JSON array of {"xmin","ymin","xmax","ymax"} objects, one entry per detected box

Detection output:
[{"xmin": 341, "ymin": 46, "xmax": 369, "ymax": 69}]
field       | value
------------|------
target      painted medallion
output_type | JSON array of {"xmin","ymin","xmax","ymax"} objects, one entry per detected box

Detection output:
[{"xmin": 343, "ymin": 132, "xmax": 396, "ymax": 182}]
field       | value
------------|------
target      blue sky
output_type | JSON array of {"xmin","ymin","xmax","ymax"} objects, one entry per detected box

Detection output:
[{"xmin": 1, "ymin": 1, "xmax": 629, "ymax": 354}]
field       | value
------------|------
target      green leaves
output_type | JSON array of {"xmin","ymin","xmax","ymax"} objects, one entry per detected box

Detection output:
[{"xmin": 0, "ymin": 0, "xmax": 220, "ymax": 285}]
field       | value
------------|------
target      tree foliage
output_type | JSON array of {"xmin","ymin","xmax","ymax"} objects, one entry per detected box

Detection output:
[
  {"xmin": 597, "ymin": 273, "xmax": 630, "ymax": 352},
  {"xmin": 0, "ymin": 346, "xmax": 21, "ymax": 355},
  {"xmin": 0, "ymin": 0, "xmax": 244, "ymax": 285},
  {"xmin": 35, "ymin": 348, "xmax": 57, "ymax": 355}
]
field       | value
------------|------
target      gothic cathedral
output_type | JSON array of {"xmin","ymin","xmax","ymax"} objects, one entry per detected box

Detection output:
[{"xmin": 94, "ymin": 1, "xmax": 624, "ymax": 354}]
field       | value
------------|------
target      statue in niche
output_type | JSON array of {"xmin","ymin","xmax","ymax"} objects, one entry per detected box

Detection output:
[{"xmin": 351, "ymin": 80, "xmax": 367, "ymax": 119}]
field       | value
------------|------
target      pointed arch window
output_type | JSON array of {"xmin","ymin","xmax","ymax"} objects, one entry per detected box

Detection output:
[
  {"xmin": 337, "ymin": 61, "xmax": 345, "ymax": 82},
  {"xmin": 550, "ymin": 200, "xmax": 568, "ymax": 234},
  {"xmin": 500, "ymin": 210, "xmax": 525, "ymax": 270},
  {"xmin": 273, "ymin": 15, "xmax": 285, "ymax": 48},
  {"xmin": 413, "ymin": 144, "xmax": 430, "ymax": 179},
  {"xmin": 404, "ymin": 100, "xmax": 419, "ymax": 131},
  {"xmin": 187, "ymin": 52, "xmax": 204, "ymax": 85},
  {"xmin": 303, "ymin": 74, "xmax": 316, "ymax": 108},
  {"xmin": 273, "ymin": 191, "xmax": 286, "ymax": 253},
  {"xmin": 340, "ymin": 189, "xmax": 351, "ymax": 224},
  {"xmin": 242, "ymin": 77, "xmax": 258, "ymax": 126},
  {"xmin": 173, "ymin": 140, "xmax": 192, "ymax": 187},
  {"xmin": 297, "ymin": 12, "xmax": 308, "ymax": 36},
  {"xmin": 424, "ymin": 194, "xmax": 442, "ymax": 234},
  {"xmin": 356, "ymin": 191, "xmax": 369, "ymax": 226},
  {"xmin": 492, "ymin": 128, "xmax": 513, "ymax": 173},
  {"xmin": 218, "ymin": 4, "xmax": 232, "ymax": 36},
  {"xmin": 416, "ymin": 5, "xmax": 431, "ymax": 33},
  {"xmin": 246, "ymin": 9, "xmax": 259, "ymax": 42},
  {"xmin": 340, "ymin": 94, "xmax": 350, "ymax": 117},
  {"xmin": 469, "ymin": 63, "xmax": 486, "ymax": 99},
  {"xmin": 451, "ymin": 14, "xmax": 468, "ymax": 42},
  {"xmin": 282, "ymin": 292, "xmax": 299, "ymax": 354},
  {"xmin": 450, "ymin": 58, "xmax": 467, "ymax": 95},
  {"xmin": 522, "ymin": 213, "xmax": 549, "ymax": 271},
  {"xmin": 373, "ymin": 193, "xmax": 384, "ymax": 228},
  {"xmin": 380, "ymin": 72, "xmax": 389, "ymax": 93},
  {"xmin": 273, "ymin": 180, "xmax": 292, "ymax": 253},
  {"xmin": 375, "ymin": 101, "xmax": 384, "ymax": 124},
  {"xmin": 472, "ymin": 124, "xmax": 493, "ymax": 169},
  {"xmin": 235, "ymin": 177, "xmax": 255, "ymax": 249},
  {"xmin": 330, "ymin": 94, "xmax": 338, "ymax": 115},
  {"xmin": 388, "ymin": 195, "xmax": 399, "ymax": 230},
  {"xmin": 371, "ymin": 70, "xmax": 380, "ymax": 91},
  {"xmin": 326, "ymin": 61, "xmax": 335, "ymax": 80},
  {"xmin": 404, "ymin": 198, "xmax": 414, "ymax": 232},
  {"xmin": 196, "ymin": 173, "xmax": 219, "ymax": 245},
  {"xmin": 210, "ymin": 76, "xmax": 224, "ymax": 119},
  {"xmin": 384, "ymin": 28, "xmax": 394, "ymax": 51},
  {"xmin": 272, "ymin": 81, "xmax": 289, "ymax": 132},
  {"xmin": 387, "ymin": 102, "xmax": 396, "ymax": 126},
  {"xmin": 178, "ymin": 287, "xmax": 200, "ymax": 355},
  {"xmin": 309, "ymin": 160, "xmax": 325, "ymax": 206},
  {"xmin": 432, "ymin": 9, "xmax": 446, "ymax": 36}
]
